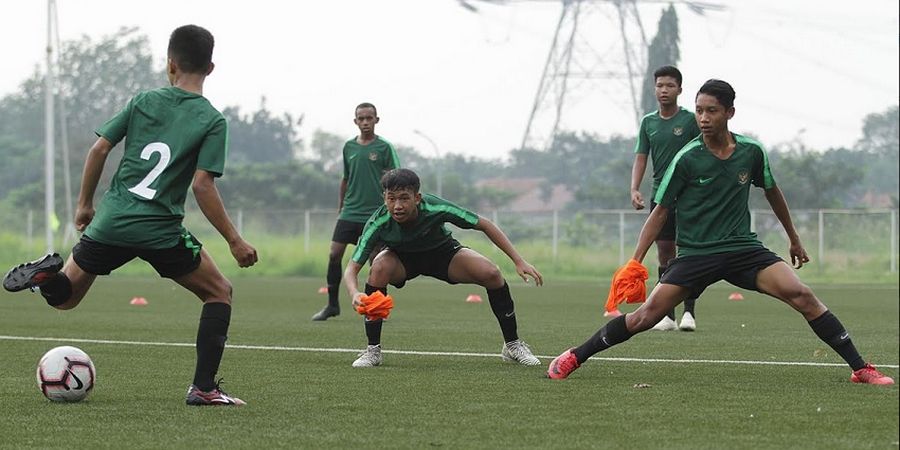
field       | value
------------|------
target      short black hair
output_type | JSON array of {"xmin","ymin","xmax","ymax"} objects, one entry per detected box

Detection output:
[
  {"xmin": 381, "ymin": 168, "xmax": 420, "ymax": 193},
  {"xmin": 697, "ymin": 79, "xmax": 736, "ymax": 109},
  {"xmin": 168, "ymin": 25, "xmax": 214, "ymax": 74},
  {"xmin": 654, "ymin": 65, "xmax": 683, "ymax": 86},
  {"xmin": 356, "ymin": 102, "xmax": 378, "ymax": 116}
]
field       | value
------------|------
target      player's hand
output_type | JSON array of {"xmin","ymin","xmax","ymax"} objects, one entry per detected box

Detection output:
[
  {"xmin": 631, "ymin": 190, "xmax": 645, "ymax": 210},
  {"xmin": 230, "ymin": 238, "xmax": 258, "ymax": 268},
  {"xmin": 515, "ymin": 260, "xmax": 543, "ymax": 287},
  {"xmin": 351, "ymin": 292, "xmax": 366, "ymax": 309},
  {"xmin": 74, "ymin": 206, "xmax": 95, "ymax": 232},
  {"xmin": 789, "ymin": 242, "xmax": 809, "ymax": 269}
]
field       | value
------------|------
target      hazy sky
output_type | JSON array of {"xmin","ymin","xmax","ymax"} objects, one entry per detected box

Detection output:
[{"xmin": 1, "ymin": 0, "xmax": 898, "ymax": 160}]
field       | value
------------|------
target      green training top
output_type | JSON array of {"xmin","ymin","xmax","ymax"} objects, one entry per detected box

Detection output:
[
  {"xmin": 86, "ymin": 86, "xmax": 228, "ymax": 249},
  {"xmin": 654, "ymin": 133, "xmax": 776, "ymax": 257},
  {"xmin": 339, "ymin": 136, "xmax": 401, "ymax": 223},
  {"xmin": 634, "ymin": 107, "xmax": 701, "ymax": 195},
  {"xmin": 351, "ymin": 194, "xmax": 480, "ymax": 264}
]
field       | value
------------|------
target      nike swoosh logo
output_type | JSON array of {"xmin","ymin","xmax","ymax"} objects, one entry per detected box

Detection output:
[
  {"xmin": 698, "ymin": 177, "xmax": 713, "ymax": 184},
  {"xmin": 504, "ymin": 311, "xmax": 516, "ymax": 318},
  {"xmin": 840, "ymin": 332, "xmax": 849, "ymax": 340},
  {"xmin": 348, "ymin": 154, "xmax": 358, "ymax": 161},
  {"xmin": 68, "ymin": 370, "xmax": 84, "ymax": 390}
]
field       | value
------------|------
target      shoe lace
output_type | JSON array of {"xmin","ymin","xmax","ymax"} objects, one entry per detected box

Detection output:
[
  {"xmin": 508, "ymin": 341, "xmax": 532, "ymax": 358},
  {"xmin": 861, "ymin": 366, "xmax": 886, "ymax": 380},
  {"xmin": 358, "ymin": 346, "xmax": 380, "ymax": 361},
  {"xmin": 554, "ymin": 351, "xmax": 578, "ymax": 373},
  {"xmin": 212, "ymin": 378, "xmax": 230, "ymax": 395}
]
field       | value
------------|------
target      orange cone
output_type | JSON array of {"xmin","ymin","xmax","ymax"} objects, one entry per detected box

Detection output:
[
  {"xmin": 728, "ymin": 292, "xmax": 744, "ymax": 301},
  {"xmin": 130, "ymin": 297, "xmax": 148, "ymax": 306},
  {"xmin": 317, "ymin": 286, "xmax": 328, "ymax": 294},
  {"xmin": 465, "ymin": 294, "xmax": 483, "ymax": 303}
]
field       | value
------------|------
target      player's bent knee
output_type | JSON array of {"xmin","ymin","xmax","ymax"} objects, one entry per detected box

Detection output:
[
  {"xmin": 784, "ymin": 284, "xmax": 814, "ymax": 303},
  {"xmin": 794, "ymin": 289, "xmax": 822, "ymax": 313},
  {"xmin": 480, "ymin": 265, "xmax": 503, "ymax": 286},
  {"xmin": 367, "ymin": 263, "xmax": 394, "ymax": 285},
  {"xmin": 201, "ymin": 278, "xmax": 232, "ymax": 303},
  {"xmin": 219, "ymin": 280, "xmax": 234, "ymax": 302}
]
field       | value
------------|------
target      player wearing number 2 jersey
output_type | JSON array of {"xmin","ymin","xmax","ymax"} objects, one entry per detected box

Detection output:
[
  {"xmin": 84, "ymin": 86, "xmax": 228, "ymax": 248},
  {"xmin": 2, "ymin": 25, "xmax": 259, "ymax": 405}
]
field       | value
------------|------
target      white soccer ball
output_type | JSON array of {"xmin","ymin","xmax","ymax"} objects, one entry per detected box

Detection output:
[{"xmin": 36, "ymin": 346, "xmax": 96, "ymax": 402}]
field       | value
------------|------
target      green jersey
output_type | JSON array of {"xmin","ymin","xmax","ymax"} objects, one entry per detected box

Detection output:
[
  {"xmin": 339, "ymin": 136, "xmax": 401, "ymax": 223},
  {"xmin": 351, "ymin": 194, "xmax": 479, "ymax": 264},
  {"xmin": 86, "ymin": 87, "xmax": 228, "ymax": 249},
  {"xmin": 654, "ymin": 133, "xmax": 776, "ymax": 257},
  {"xmin": 635, "ymin": 107, "xmax": 701, "ymax": 195}
]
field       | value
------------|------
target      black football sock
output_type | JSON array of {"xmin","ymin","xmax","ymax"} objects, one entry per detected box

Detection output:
[
  {"xmin": 486, "ymin": 282, "xmax": 518, "ymax": 343},
  {"xmin": 808, "ymin": 310, "xmax": 865, "ymax": 371},
  {"xmin": 363, "ymin": 284, "xmax": 387, "ymax": 346},
  {"xmin": 683, "ymin": 297, "xmax": 697, "ymax": 316},
  {"xmin": 573, "ymin": 315, "xmax": 633, "ymax": 364},
  {"xmin": 39, "ymin": 272, "xmax": 72, "ymax": 307},
  {"xmin": 193, "ymin": 302, "xmax": 231, "ymax": 392},
  {"xmin": 364, "ymin": 319, "xmax": 384, "ymax": 346},
  {"xmin": 326, "ymin": 258, "xmax": 343, "ymax": 308},
  {"xmin": 364, "ymin": 284, "xmax": 387, "ymax": 296},
  {"xmin": 658, "ymin": 266, "xmax": 675, "ymax": 320}
]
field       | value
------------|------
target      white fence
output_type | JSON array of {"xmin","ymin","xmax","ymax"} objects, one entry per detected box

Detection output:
[{"xmin": 22, "ymin": 208, "xmax": 899, "ymax": 274}]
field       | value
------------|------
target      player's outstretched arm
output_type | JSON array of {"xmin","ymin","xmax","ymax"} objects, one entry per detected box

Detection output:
[
  {"xmin": 74, "ymin": 137, "xmax": 115, "ymax": 231},
  {"xmin": 343, "ymin": 261, "xmax": 366, "ymax": 307},
  {"xmin": 632, "ymin": 205, "xmax": 668, "ymax": 263},
  {"xmin": 191, "ymin": 170, "xmax": 258, "ymax": 268},
  {"xmin": 764, "ymin": 186, "xmax": 809, "ymax": 268},
  {"xmin": 475, "ymin": 216, "xmax": 543, "ymax": 286}
]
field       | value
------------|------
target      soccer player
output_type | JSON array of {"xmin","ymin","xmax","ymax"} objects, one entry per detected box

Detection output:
[
  {"xmin": 311, "ymin": 103, "xmax": 400, "ymax": 321},
  {"xmin": 547, "ymin": 79, "xmax": 894, "ymax": 386},
  {"xmin": 627, "ymin": 65, "xmax": 701, "ymax": 331},
  {"xmin": 2, "ymin": 25, "xmax": 260, "ymax": 405},
  {"xmin": 343, "ymin": 168, "xmax": 544, "ymax": 367}
]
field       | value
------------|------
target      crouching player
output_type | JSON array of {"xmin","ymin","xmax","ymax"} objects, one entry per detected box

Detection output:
[{"xmin": 344, "ymin": 168, "xmax": 544, "ymax": 367}]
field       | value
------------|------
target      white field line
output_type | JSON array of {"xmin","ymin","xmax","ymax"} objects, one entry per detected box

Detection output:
[{"xmin": 1, "ymin": 334, "xmax": 897, "ymax": 369}]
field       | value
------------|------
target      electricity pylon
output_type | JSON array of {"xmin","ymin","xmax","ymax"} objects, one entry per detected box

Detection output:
[{"xmin": 459, "ymin": 0, "xmax": 724, "ymax": 151}]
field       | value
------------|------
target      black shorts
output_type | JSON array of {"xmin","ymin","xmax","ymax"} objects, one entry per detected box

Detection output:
[
  {"xmin": 660, "ymin": 247, "xmax": 784, "ymax": 299},
  {"xmin": 72, "ymin": 232, "xmax": 203, "ymax": 278},
  {"xmin": 332, "ymin": 219, "xmax": 366, "ymax": 245},
  {"xmin": 650, "ymin": 201, "xmax": 677, "ymax": 241},
  {"xmin": 390, "ymin": 239, "xmax": 465, "ymax": 288}
]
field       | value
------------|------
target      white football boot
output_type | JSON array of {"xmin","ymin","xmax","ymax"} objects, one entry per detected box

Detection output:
[
  {"xmin": 501, "ymin": 340, "xmax": 541, "ymax": 366},
  {"xmin": 352, "ymin": 344, "xmax": 383, "ymax": 367},
  {"xmin": 651, "ymin": 316, "xmax": 678, "ymax": 331},
  {"xmin": 679, "ymin": 312, "xmax": 696, "ymax": 331}
]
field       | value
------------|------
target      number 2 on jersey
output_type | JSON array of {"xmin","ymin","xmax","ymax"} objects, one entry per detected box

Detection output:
[{"xmin": 128, "ymin": 142, "xmax": 171, "ymax": 200}]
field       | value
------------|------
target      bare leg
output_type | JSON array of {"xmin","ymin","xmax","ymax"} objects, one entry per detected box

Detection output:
[{"xmin": 756, "ymin": 261, "xmax": 866, "ymax": 371}]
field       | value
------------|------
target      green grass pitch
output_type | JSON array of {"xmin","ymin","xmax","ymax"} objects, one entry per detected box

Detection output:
[{"xmin": 1, "ymin": 276, "xmax": 897, "ymax": 449}]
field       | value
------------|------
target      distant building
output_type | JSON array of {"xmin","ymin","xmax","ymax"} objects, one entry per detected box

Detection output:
[{"xmin": 475, "ymin": 177, "xmax": 574, "ymax": 212}]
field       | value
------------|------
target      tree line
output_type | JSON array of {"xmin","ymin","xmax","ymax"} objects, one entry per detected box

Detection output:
[{"xmin": 0, "ymin": 26, "xmax": 896, "ymax": 231}]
